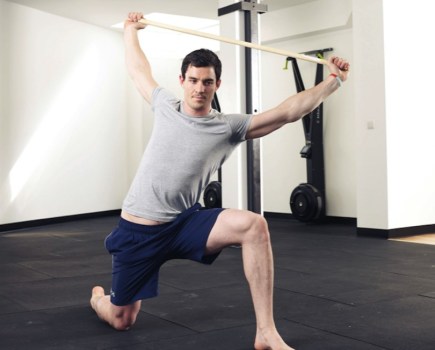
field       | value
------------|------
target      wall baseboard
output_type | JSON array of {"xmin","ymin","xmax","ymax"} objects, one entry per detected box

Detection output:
[
  {"xmin": 263, "ymin": 211, "xmax": 357, "ymax": 225},
  {"xmin": 264, "ymin": 212, "xmax": 435, "ymax": 239},
  {"xmin": 0, "ymin": 210, "xmax": 121, "ymax": 233},
  {"xmin": 357, "ymin": 224, "xmax": 435, "ymax": 239}
]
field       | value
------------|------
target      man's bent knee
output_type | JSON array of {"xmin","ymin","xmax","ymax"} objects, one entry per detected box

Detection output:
[
  {"xmin": 245, "ymin": 214, "xmax": 270, "ymax": 245},
  {"xmin": 206, "ymin": 210, "xmax": 270, "ymax": 253},
  {"xmin": 236, "ymin": 211, "xmax": 268, "ymax": 233}
]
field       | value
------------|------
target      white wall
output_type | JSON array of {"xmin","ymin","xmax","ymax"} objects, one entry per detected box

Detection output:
[
  {"xmin": 0, "ymin": 1, "xmax": 7, "ymax": 192},
  {"xmin": 0, "ymin": 1, "xmax": 131, "ymax": 224},
  {"xmin": 354, "ymin": 0, "xmax": 435, "ymax": 230},
  {"xmin": 353, "ymin": 0, "xmax": 388, "ymax": 229},
  {"xmin": 260, "ymin": 0, "xmax": 355, "ymax": 217},
  {"xmin": 383, "ymin": 1, "xmax": 435, "ymax": 229},
  {"xmin": 0, "ymin": 0, "xmax": 210, "ymax": 225}
]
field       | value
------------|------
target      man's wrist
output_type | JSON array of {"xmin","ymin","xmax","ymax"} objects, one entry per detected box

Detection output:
[{"xmin": 329, "ymin": 73, "xmax": 342, "ymax": 87}]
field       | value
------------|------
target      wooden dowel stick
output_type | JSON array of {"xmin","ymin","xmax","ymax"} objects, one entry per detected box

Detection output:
[{"xmin": 139, "ymin": 18, "xmax": 328, "ymax": 65}]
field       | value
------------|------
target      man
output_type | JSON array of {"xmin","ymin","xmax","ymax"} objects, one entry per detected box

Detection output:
[{"xmin": 91, "ymin": 12, "xmax": 350, "ymax": 350}]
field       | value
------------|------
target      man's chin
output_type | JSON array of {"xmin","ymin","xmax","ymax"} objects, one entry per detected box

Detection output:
[{"xmin": 191, "ymin": 102, "xmax": 206, "ymax": 110}]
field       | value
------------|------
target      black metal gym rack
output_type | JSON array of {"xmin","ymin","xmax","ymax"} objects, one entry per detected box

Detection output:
[
  {"xmin": 204, "ymin": 0, "xmax": 267, "ymax": 211},
  {"xmin": 203, "ymin": 94, "xmax": 223, "ymax": 208}
]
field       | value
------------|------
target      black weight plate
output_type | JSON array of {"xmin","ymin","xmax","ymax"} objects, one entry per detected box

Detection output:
[
  {"xmin": 290, "ymin": 183, "xmax": 323, "ymax": 222},
  {"xmin": 203, "ymin": 181, "xmax": 222, "ymax": 208}
]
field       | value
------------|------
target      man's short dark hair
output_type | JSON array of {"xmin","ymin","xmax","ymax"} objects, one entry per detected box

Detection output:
[{"xmin": 181, "ymin": 49, "xmax": 222, "ymax": 81}]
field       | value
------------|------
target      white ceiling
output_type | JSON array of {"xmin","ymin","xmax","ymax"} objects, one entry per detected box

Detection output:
[{"xmin": 6, "ymin": 0, "xmax": 315, "ymax": 29}]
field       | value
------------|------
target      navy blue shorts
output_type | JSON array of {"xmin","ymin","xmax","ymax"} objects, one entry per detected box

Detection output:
[{"xmin": 104, "ymin": 203, "xmax": 225, "ymax": 306}]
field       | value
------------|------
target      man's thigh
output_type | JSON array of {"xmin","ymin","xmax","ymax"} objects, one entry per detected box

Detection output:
[{"xmin": 205, "ymin": 208, "xmax": 261, "ymax": 254}]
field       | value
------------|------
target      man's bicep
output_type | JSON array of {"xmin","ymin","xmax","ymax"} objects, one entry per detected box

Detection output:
[{"xmin": 246, "ymin": 109, "xmax": 287, "ymax": 139}]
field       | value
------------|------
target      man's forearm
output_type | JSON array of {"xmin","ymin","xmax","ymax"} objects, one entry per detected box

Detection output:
[{"xmin": 281, "ymin": 73, "xmax": 341, "ymax": 123}]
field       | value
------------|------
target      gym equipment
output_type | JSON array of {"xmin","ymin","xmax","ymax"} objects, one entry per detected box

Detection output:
[
  {"xmin": 290, "ymin": 183, "xmax": 323, "ymax": 222},
  {"xmin": 204, "ymin": 0, "xmax": 265, "ymax": 212},
  {"xmin": 203, "ymin": 181, "xmax": 222, "ymax": 208},
  {"xmin": 287, "ymin": 49, "xmax": 332, "ymax": 222},
  {"xmin": 203, "ymin": 93, "xmax": 223, "ymax": 209},
  {"xmin": 138, "ymin": 18, "xmax": 327, "ymax": 65},
  {"xmin": 240, "ymin": 1, "xmax": 262, "ymax": 214}
]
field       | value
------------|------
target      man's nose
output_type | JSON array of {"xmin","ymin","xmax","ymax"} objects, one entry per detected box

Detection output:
[{"xmin": 197, "ymin": 82, "xmax": 206, "ymax": 92}]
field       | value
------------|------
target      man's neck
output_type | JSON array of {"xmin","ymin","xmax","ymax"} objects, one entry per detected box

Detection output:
[{"xmin": 182, "ymin": 101, "xmax": 211, "ymax": 117}]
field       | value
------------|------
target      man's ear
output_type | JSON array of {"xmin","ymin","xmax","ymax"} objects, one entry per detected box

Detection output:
[
  {"xmin": 179, "ymin": 74, "xmax": 184, "ymax": 86},
  {"xmin": 216, "ymin": 79, "xmax": 222, "ymax": 90}
]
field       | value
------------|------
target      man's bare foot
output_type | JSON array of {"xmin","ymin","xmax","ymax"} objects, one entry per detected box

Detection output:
[
  {"xmin": 90, "ymin": 286, "xmax": 105, "ymax": 311},
  {"xmin": 254, "ymin": 327, "xmax": 295, "ymax": 350}
]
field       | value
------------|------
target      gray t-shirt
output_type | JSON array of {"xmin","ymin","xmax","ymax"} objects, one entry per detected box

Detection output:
[{"xmin": 122, "ymin": 87, "xmax": 253, "ymax": 222}]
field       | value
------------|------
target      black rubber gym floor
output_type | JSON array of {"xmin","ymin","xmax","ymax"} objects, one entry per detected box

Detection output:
[{"xmin": 1, "ymin": 215, "xmax": 435, "ymax": 350}]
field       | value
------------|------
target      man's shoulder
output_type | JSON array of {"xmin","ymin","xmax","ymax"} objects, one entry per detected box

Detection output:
[{"xmin": 153, "ymin": 87, "xmax": 181, "ymax": 109}]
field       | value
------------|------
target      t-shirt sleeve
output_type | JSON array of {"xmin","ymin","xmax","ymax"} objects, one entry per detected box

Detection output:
[
  {"xmin": 226, "ymin": 113, "xmax": 253, "ymax": 143},
  {"xmin": 151, "ymin": 87, "xmax": 179, "ymax": 112}
]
